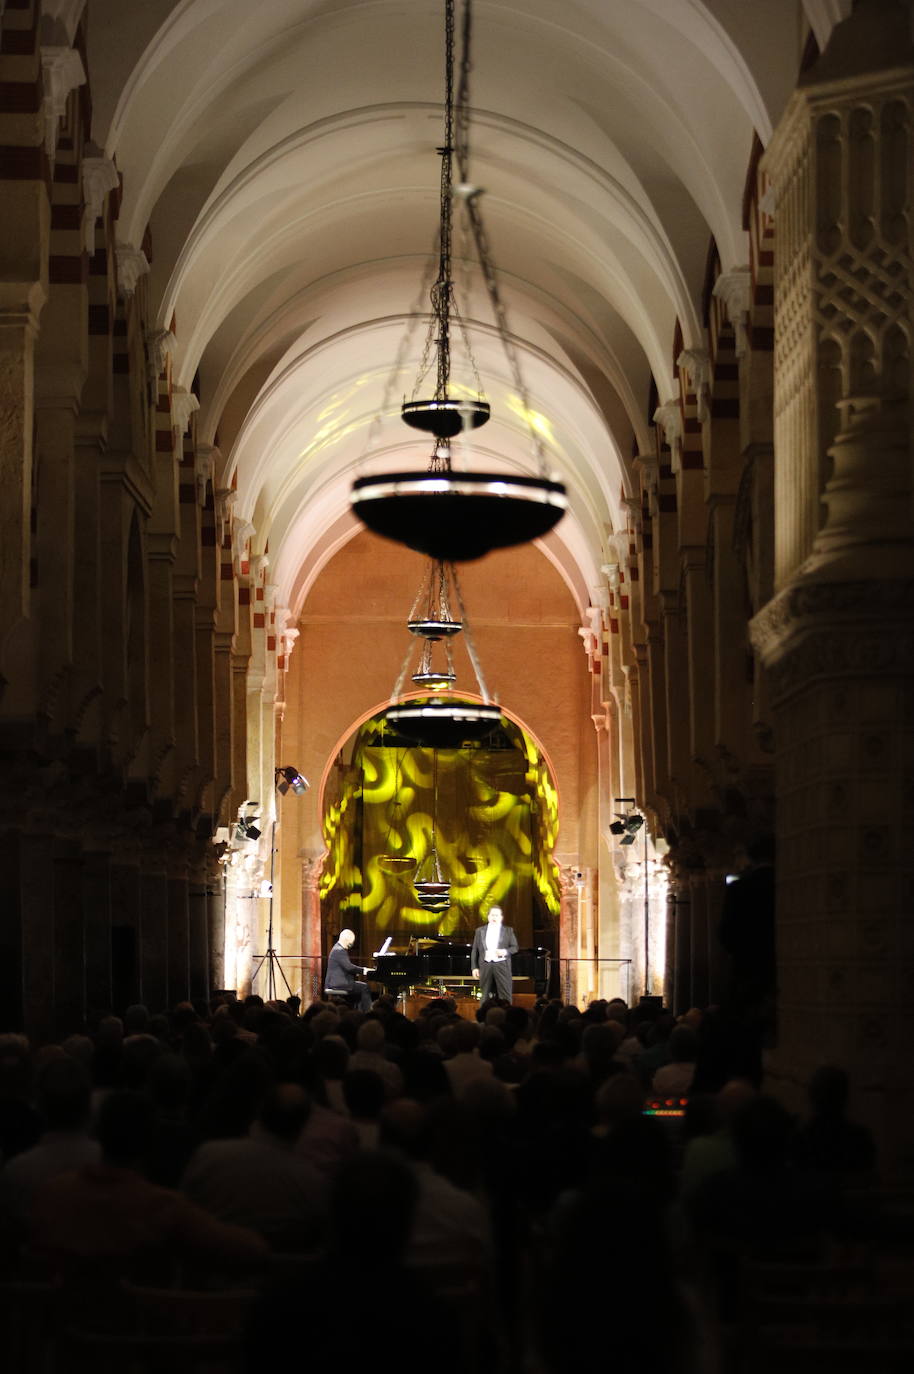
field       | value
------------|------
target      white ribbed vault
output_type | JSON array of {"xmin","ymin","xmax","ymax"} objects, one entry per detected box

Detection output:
[{"xmin": 87, "ymin": 0, "xmax": 831, "ymax": 612}]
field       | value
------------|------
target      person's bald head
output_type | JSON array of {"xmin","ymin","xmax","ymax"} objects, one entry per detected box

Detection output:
[{"xmin": 339, "ymin": 929, "xmax": 356, "ymax": 949}]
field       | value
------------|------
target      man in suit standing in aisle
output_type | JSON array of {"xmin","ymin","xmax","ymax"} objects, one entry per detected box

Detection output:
[
  {"xmin": 470, "ymin": 906, "xmax": 518, "ymax": 1004},
  {"xmin": 325, "ymin": 929, "xmax": 373, "ymax": 1011}
]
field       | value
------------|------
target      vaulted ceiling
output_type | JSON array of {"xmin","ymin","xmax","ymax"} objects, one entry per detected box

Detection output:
[{"xmin": 88, "ymin": 0, "xmax": 835, "ymax": 616}]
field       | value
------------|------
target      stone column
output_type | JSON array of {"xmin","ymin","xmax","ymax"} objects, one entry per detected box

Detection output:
[
  {"xmin": 20, "ymin": 832, "xmax": 55, "ymax": 1043},
  {"xmin": 140, "ymin": 867, "xmax": 169, "ymax": 1012},
  {"xmin": 167, "ymin": 871, "xmax": 191, "ymax": 1006},
  {"xmin": 189, "ymin": 876, "xmax": 210, "ymax": 1003},
  {"xmin": 688, "ymin": 870, "xmax": 710, "ymax": 1009},
  {"xmin": 300, "ymin": 853, "xmax": 325, "ymax": 1005},
  {"xmin": 82, "ymin": 849, "xmax": 112, "ymax": 1017},
  {"xmin": 54, "ymin": 839, "xmax": 85, "ymax": 1035},
  {"xmin": 110, "ymin": 861, "xmax": 141, "ymax": 1011},
  {"xmin": 752, "ymin": 1, "xmax": 914, "ymax": 1174},
  {"xmin": 207, "ymin": 878, "xmax": 226, "ymax": 993}
]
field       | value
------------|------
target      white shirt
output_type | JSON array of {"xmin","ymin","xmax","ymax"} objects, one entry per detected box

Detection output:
[{"xmin": 484, "ymin": 921, "xmax": 505, "ymax": 962}]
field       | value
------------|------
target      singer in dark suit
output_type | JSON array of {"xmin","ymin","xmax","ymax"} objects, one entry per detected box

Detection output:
[
  {"xmin": 470, "ymin": 906, "xmax": 518, "ymax": 1003},
  {"xmin": 325, "ymin": 929, "xmax": 373, "ymax": 1011}
]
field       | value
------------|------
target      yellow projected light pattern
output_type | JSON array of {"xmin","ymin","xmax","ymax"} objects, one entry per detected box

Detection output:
[{"xmin": 320, "ymin": 714, "xmax": 560, "ymax": 947}]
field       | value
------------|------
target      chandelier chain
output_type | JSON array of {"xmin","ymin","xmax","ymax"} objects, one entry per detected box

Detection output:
[
  {"xmin": 455, "ymin": 0, "xmax": 548, "ymax": 475},
  {"xmin": 451, "ymin": 564, "xmax": 492, "ymax": 703}
]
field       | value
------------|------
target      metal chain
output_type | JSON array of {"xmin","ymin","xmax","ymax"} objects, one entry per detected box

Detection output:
[
  {"xmin": 433, "ymin": 0, "xmax": 456, "ymax": 402},
  {"xmin": 455, "ymin": 0, "xmax": 548, "ymax": 476},
  {"xmin": 452, "ymin": 564, "xmax": 493, "ymax": 703}
]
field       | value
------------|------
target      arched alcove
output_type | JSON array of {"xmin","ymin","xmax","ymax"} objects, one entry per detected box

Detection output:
[{"xmin": 319, "ymin": 700, "xmax": 561, "ymax": 959}]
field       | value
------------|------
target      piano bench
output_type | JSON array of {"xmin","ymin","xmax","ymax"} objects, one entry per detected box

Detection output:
[{"xmin": 323, "ymin": 989, "xmax": 353, "ymax": 1006}]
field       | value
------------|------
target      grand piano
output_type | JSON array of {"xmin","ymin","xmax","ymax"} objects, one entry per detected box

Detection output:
[{"xmin": 368, "ymin": 934, "xmax": 550, "ymax": 998}]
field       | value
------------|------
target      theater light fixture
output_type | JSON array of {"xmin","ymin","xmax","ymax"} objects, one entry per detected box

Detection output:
[
  {"xmin": 235, "ymin": 816, "xmax": 261, "ymax": 842},
  {"xmin": 609, "ymin": 813, "xmax": 644, "ymax": 846},
  {"xmin": 275, "ymin": 765, "xmax": 310, "ymax": 796},
  {"xmin": 349, "ymin": 0, "xmax": 566, "ymax": 561}
]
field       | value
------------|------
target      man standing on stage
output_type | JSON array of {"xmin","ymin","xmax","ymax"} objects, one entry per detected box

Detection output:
[
  {"xmin": 470, "ymin": 906, "xmax": 518, "ymax": 1003},
  {"xmin": 325, "ymin": 929, "xmax": 373, "ymax": 1011}
]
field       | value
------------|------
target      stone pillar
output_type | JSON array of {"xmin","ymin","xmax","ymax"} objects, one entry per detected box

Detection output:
[
  {"xmin": 167, "ymin": 872, "xmax": 191, "ymax": 1005},
  {"xmin": 558, "ymin": 865, "xmax": 578, "ymax": 1005},
  {"xmin": 706, "ymin": 873, "xmax": 728, "ymax": 1005},
  {"xmin": 189, "ymin": 877, "xmax": 209, "ymax": 1002},
  {"xmin": 82, "ymin": 850, "xmax": 112, "ymax": 1017},
  {"xmin": 753, "ymin": 1, "xmax": 914, "ymax": 1174},
  {"xmin": 688, "ymin": 870, "xmax": 710, "ymax": 1008},
  {"xmin": 300, "ymin": 853, "xmax": 325, "ymax": 1005},
  {"xmin": 54, "ymin": 839, "xmax": 85, "ymax": 1035},
  {"xmin": 671, "ymin": 891, "xmax": 691, "ymax": 1014},
  {"xmin": 140, "ymin": 867, "xmax": 169, "ymax": 1012},
  {"xmin": 207, "ymin": 878, "xmax": 226, "ymax": 993},
  {"xmin": 110, "ymin": 861, "xmax": 141, "ymax": 1011},
  {"xmin": 20, "ymin": 832, "xmax": 55, "ymax": 1043}
]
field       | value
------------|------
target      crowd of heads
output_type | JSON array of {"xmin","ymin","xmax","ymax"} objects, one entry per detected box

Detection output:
[{"xmin": 0, "ymin": 986, "xmax": 880, "ymax": 1370}]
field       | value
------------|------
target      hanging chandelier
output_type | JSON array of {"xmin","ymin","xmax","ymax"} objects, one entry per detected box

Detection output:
[
  {"xmin": 387, "ymin": 553, "xmax": 501, "ymax": 749},
  {"xmin": 350, "ymin": 0, "xmax": 566, "ymax": 562}
]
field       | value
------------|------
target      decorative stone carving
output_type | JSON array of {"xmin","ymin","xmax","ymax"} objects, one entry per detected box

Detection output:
[
  {"xmin": 172, "ymin": 387, "xmax": 199, "ymax": 437},
  {"xmin": 282, "ymin": 627, "xmax": 300, "ymax": 660},
  {"xmin": 677, "ymin": 347, "xmax": 711, "ymax": 422},
  {"xmin": 712, "ymin": 269, "xmax": 752, "ymax": 355},
  {"xmin": 751, "ymin": 580, "xmax": 914, "ymax": 701},
  {"xmin": 233, "ymin": 520, "xmax": 255, "ymax": 570},
  {"xmin": 81, "ymin": 156, "xmax": 118, "ymax": 253},
  {"xmin": 115, "ymin": 242, "xmax": 150, "ymax": 298},
  {"xmin": 601, "ymin": 560, "xmax": 621, "ymax": 591},
  {"xmin": 250, "ymin": 553, "xmax": 270, "ymax": 583},
  {"xmin": 146, "ymin": 329, "xmax": 176, "ymax": 381},
  {"xmin": 41, "ymin": 0, "xmax": 87, "ymax": 45},
  {"xmin": 652, "ymin": 400, "xmax": 683, "ymax": 452},
  {"xmin": 40, "ymin": 46, "xmax": 85, "ymax": 158},
  {"xmin": 214, "ymin": 486, "xmax": 235, "ymax": 542}
]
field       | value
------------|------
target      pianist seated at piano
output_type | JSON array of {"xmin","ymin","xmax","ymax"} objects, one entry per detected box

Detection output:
[{"xmin": 325, "ymin": 929, "xmax": 374, "ymax": 1012}]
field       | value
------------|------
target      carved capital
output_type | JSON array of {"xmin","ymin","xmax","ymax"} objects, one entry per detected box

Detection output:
[
  {"xmin": 653, "ymin": 400, "xmax": 682, "ymax": 451},
  {"xmin": 41, "ymin": 0, "xmax": 87, "ymax": 46},
  {"xmin": 214, "ymin": 484, "xmax": 235, "ymax": 542},
  {"xmin": 146, "ymin": 328, "xmax": 176, "ymax": 381},
  {"xmin": 172, "ymin": 386, "xmax": 199, "ymax": 437},
  {"xmin": 40, "ymin": 45, "xmax": 85, "ymax": 158},
  {"xmin": 712, "ymin": 269, "xmax": 752, "ymax": 356},
  {"xmin": 750, "ymin": 575, "xmax": 914, "ymax": 700},
  {"xmin": 250, "ymin": 553, "xmax": 270, "ymax": 583},
  {"xmin": 115, "ymin": 242, "xmax": 150, "ymax": 298},
  {"xmin": 81, "ymin": 156, "xmax": 118, "ymax": 253},
  {"xmin": 677, "ymin": 347, "xmax": 712, "ymax": 421}
]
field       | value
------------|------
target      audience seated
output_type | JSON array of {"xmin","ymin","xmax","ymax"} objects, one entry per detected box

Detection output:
[
  {"xmin": 181, "ymin": 1084, "xmax": 326, "ymax": 1250},
  {"xmin": 441, "ymin": 1019, "xmax": 494, "ymax": 1097},
  {"xmin": 652, "ymin": 1024, "xmax": 699, "ymax": 1095},
  {"xmin": 29, "ymin": 1091, "xmax": 268, "ymax": 1283},
  {"xmin": 0, "ymin": 1058, "xmax": 99, "ymax": 1232},
  {"xmin": 0, "ymin": 981, "xmax": 890, "ymax": 1374}
]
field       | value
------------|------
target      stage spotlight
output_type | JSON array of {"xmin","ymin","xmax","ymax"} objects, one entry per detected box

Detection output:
[
  {"xmin": 276, "ymin": 765, "xmax": 310, "ymax": 796},
  {"xmin": 235, "ymin": 817, "xmax": 261, "ymax": 842},
  {"xmin": 610, "ymin": 813, "xmax": 644, "ymax": 845}
]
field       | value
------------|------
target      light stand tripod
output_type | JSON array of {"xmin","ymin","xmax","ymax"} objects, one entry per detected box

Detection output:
[{"xmin": 250, "ymin": 818, "xmax": 294, "ymax": 1000}]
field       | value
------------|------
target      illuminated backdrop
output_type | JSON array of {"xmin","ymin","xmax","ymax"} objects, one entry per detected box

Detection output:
[{"xmin": 320, "ymin": 705, "xmax": 560, "ymax": 952}]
